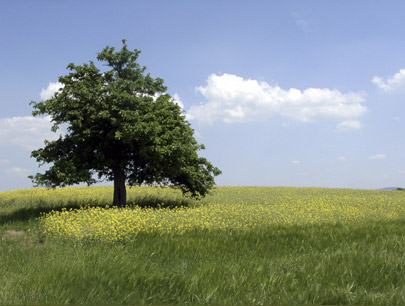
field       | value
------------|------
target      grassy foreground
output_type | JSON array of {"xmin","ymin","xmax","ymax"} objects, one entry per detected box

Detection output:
[{"xmin": 1, "ymin": 186, "xmax": 405, "ymax": 304}]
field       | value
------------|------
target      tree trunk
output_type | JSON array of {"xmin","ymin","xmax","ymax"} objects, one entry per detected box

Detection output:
[{"xmin": 112, "ymin": 162, "xmax": 126, "ymax": 207}]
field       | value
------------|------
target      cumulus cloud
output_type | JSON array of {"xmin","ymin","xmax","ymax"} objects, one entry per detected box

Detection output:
[
  {"xmin": 335, "ymin": 120, "xmax": 363, "ymax": 132},
  {"xmin": 151, "ymin": 92, "xmax": 184, "ymax": 109},
  {"xmin": 172, "ymin": 93, "xmax": 184, "ymax": 109},
  {"xmin": 188, "ymin": 74, "xmax": 367, "ymax": 125},
  {"xmin": 372, "ymin": 69, "xmax": 405, "ymax": 93},
  {"xmin": 369, "ymin": 154, "xmax": 387, "ymax": 160},
  {"xmin": 0, "ymin": 116, "xmax": 62, "ymax": 151},
  {"xmin": 40, "ymin": 82, "xmax": 64, "ymax": 100}
]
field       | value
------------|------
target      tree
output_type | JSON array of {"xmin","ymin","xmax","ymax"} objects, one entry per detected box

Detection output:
[{"xmin": 29, "ymin": 40, "xmax": 221, "ymax": 207}]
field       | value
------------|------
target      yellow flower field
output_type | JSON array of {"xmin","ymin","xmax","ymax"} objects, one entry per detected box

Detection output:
[{"xmin": 30, "ymin": 186, "xmax": 405, "ymax": 242}]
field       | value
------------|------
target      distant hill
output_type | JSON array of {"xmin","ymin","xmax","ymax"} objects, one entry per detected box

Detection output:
[{"xmin": 381, "ymin": 187, "xmax": 404, "ymax": 190}]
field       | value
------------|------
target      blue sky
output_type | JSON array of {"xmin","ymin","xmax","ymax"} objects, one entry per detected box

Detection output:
[{"xmin": 1, "ymin": 0, "xmax": 405, "ymax": 191}]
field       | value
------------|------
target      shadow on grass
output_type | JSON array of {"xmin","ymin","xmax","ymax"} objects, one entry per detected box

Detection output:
[
  {"xmin": 0, "ymin": 196, "xmax": 196, "ymax": 225},
  {"xmin": 127, "ymin": 194, "xmax": 196, "ymax": 209}
]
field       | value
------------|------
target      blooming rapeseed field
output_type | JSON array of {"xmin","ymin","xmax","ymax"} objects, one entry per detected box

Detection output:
[
  {"xmin": 25, "ymin": 186, "xmax": 405, "ymax": 242},
  {"xmin": 2, "ymin": 186, "xmax": 405, "ymax": 304}
]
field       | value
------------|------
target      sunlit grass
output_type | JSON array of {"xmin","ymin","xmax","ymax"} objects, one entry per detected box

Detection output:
[
  {"xmin": 36, "ymin": 186, "xmax": 405, "ymax": 242},
  {"xmin": 1, "ymin": 186, "xmax": 405, "ymax": 305}
]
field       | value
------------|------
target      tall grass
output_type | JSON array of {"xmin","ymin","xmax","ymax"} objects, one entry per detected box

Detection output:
[{"xmin": 1, "ymin": 186, "xmax": 405, "ymax": 305}]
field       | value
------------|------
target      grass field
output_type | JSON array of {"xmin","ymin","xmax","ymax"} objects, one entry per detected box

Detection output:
[{"xmin": 1, "ymin": 186, "xmax": 405, "ymax": 304}]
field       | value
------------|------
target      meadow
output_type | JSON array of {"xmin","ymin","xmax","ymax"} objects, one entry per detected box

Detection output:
[{"xmin": 1, "ymin": 185, "xmax": 405, "ymax": 304}]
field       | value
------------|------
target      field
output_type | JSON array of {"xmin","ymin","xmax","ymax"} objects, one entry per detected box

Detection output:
[{"xmin": 1, "ymin": 186, "xmax": 405, "ymax": 304}]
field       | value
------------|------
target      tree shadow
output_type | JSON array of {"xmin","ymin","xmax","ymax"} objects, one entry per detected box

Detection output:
[
  {"xmin": 0, "ymin": 201, "xmax": 85, "ymax": 226},
  {"xmin": 127, "ymin": 194, "xmax": 196, "ymax": 209},
  {"xmin": 0, "ymin": 196, "xmax": 197, "ymax": 225}
]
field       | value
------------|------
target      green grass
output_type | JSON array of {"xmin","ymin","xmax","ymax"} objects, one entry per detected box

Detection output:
[{"xmin": 1, "ymin": 186, "xmax": 405, "ymax": 305}]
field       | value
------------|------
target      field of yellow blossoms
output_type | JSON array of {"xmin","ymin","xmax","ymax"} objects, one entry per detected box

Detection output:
[
  {"xmin": 2, "ymin": 185, "xmax": 405, "ymax": 304},
  {"xmin": 9, "ymin": 186, "xmax": 401, "ymax": 242}
]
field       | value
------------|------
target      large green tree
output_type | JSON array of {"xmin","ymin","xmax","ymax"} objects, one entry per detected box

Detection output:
[{"xmin": 29, "ymin": 40, "xmax": 221, "ymax": 206}]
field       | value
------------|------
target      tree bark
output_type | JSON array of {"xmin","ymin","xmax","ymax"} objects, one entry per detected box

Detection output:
[{"xmin": 112, "ymin": 161, "xmax": 126, "ymax": 207}]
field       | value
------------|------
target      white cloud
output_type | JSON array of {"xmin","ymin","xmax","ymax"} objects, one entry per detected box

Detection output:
[
  {"xmin": 338, "ymin": 156, "xmax": 347, "ymax": 162},
  {"xmin": 372, "ymin": 69, "xmax": 405, "ymax": 93},
  {"xmin": 172, "ymin": 93, "xmax": 184, "ymax": 109},
  {"xmin": 5, "ymin": 167, "xmax": 31, "ymax": 176},
  {"xmin": 151, "ymin": 92, "xmax": 184, "ymax": 109},
  {"xmin": 335, "ymin": 120, "xmax": 363, "ymax": 132},
  {"xmin": 369, "ymin": 154, "xmax": 387, "ymax": 160},
  {"xmin": 40, "ymin": 82, "xmax": 64, "ymax": 100},
  {"xmin": 188, "ymin": 73, "xmax": 367, "ymax": 125},
  {"xmin": 0, "ymin": 116, "xmax": 62, "ymax": 151},
  {"xmin": 291, "ymin": 160, "xmax": 300, "ymax": 164}
]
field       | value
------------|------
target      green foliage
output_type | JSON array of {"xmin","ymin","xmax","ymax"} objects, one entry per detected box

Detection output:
[{"xmin": 29, "ymin": 40, "xmax": 220, "ymax": 200}]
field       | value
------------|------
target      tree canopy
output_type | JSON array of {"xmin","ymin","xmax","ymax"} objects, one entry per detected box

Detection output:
[{"xmin": 29, "ymin": 40, "xmax": 221, "ymax": 206}]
